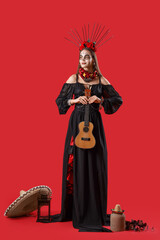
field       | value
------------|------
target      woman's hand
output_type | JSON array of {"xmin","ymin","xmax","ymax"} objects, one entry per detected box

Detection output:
[
  {"xmin": 72, "ymin": 96, "xmax": 88, "ymax": 105},
  {"xmin": 71, "ymin": 95, "xmax": 101, "ymax": 105},
  {"xmin": 88, "ymin": 95, "xmax": 101, "ymax": 104}
]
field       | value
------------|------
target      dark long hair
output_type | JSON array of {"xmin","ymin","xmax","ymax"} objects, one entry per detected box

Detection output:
[{"xmin": 76, "ymin": 48, "xmax": 102, "ymax": 76}]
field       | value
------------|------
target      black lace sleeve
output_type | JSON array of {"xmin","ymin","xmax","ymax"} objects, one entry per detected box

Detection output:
[
  {"xmin": 102, "ymin": 84, "xmax": 123, "ymax": 114},
  {"xmin": 55, "ymin": 83, "xmax": 75, "ymax": 114}
]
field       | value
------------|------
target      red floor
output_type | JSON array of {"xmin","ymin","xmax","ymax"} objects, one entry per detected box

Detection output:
[{"xmin": 1, "ymin": 210, "xmax": 159, "ymax": 240}]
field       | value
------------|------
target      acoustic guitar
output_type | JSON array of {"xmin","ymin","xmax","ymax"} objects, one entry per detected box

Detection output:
[{"xmin": 75, "ymin": 87, "xmax": 96, "ymax": 149}]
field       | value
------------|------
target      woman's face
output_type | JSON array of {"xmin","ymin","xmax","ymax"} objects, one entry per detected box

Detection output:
[{"xmin": 79, "ymin": 49, "xmax": 94, "ymax": 71}]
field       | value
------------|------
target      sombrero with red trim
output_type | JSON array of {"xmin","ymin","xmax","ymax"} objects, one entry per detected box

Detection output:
[
  {"xmin": 4, "ymin": 185, "xmax": 52, "ymax": 217},
  {"xmin": 111, "ymin": 204, "xmax": 124, "ymax": 214}
]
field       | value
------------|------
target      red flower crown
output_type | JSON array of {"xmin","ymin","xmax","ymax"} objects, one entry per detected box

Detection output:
[
  {"xmin": 65, "ymin": 23, "xmax": 113, "ymax": 52},
  {"xmin": 79, "ymin": 40, "xmax": 96, "ymax": 52}
]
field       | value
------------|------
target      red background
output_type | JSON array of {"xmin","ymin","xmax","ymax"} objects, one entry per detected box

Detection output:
[{"xmin": 0, "ymin": 0, "xmax": 160, "ymax": 239}]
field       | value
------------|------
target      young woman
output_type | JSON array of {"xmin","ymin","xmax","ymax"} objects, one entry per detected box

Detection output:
[{"xmin": 51, "ymin": 43, "xmax": 123, "ymax": 232}]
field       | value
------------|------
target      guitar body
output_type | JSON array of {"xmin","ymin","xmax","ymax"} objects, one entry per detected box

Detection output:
[
  {"xmin": 75, "ymin": 87, "xmax": 96, "ymax": 149},
  {"xmin": 75, "ymin": 121, "xmax": 96, "ymax": 149}
]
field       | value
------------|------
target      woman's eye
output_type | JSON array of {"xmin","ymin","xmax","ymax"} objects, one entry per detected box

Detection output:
[{"xmin": 79, "ymin": 56, "xmax": 90, "ymax": 60}]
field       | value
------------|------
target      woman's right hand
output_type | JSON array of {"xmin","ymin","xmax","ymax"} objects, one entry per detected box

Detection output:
[{"xmin": 72, "ymin": 96, "xmax": 88, "ymax": 105}]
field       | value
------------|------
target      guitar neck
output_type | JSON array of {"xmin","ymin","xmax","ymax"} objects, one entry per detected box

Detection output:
[
  {"xmin": 84, "ymin": 104, "xmax": 89, "ymax": 126},
  {"xmin": 84, "ymin": 88, "xmax": 91, "ymax": 127}
]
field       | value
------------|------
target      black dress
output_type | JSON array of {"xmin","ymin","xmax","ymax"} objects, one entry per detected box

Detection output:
[{"xmin": 51, "ymin": 74, "xmax": 123, "ymax": 232}]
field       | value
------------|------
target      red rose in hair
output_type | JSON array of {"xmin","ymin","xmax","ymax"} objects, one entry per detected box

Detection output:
[
  {"xmin": 87, "ymin": 42, "xmax": 93, "ymax": 48},
  {"xmin": 79, "ymin": 41, "xmax": 96, "ymax": 52},
  {"xmin": 79, "ymin": 45, "xmax": 84, "ymax": 51},
  {"xmin": 87, "ymin": 42, "xmax": 96, "ymax": 51},
  {"xmin": 79, "ymin": 41, "xmax": 87, "ymax": 51}
]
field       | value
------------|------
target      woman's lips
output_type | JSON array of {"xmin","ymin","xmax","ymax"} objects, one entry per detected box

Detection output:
[{"xmin": 82, "ymin": 62, "xmax": 86, "ymax": 64}]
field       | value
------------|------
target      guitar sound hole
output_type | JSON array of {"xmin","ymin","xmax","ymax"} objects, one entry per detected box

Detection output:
[
  {"xmin": 81, "ymin": 137, "xmax": 90, "ymax": 141},
  {"xmin": 83, "ymin": 127, "xmax": 89, "ymax": 132}
]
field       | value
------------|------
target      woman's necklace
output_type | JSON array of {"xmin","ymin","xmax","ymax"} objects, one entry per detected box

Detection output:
[{"xmin": 79, "ymin": 68, "xmax": 99, "ymax": 83}]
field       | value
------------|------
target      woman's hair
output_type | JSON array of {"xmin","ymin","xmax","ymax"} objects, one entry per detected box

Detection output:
[{"xmin": 76, "ymin": 47, "xmax": 102, "ymax": 76}]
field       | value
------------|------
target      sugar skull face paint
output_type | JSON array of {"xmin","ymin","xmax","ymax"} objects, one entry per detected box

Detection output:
[{"xmin": 79, "ymin": 49, "xmax": 94, "ymax": 71}]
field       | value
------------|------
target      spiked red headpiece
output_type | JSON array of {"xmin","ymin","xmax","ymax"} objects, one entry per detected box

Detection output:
[{"xmin": 65, "ymin": 23, "xmax": 113, "ymax": 52}]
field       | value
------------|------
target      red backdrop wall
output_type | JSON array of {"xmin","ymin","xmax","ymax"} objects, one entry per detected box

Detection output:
[{"xmin": 1, "ymin": 0, "xmax": 160, "ymax": 239}]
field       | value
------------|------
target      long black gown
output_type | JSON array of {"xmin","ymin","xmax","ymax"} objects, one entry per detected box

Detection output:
[{"xmin": 51, "ymin": 74, "xmax": 123, "ymax": 232}]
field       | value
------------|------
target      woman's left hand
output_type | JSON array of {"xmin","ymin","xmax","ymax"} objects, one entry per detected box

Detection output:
[{"xmin": 88, "ymin": 95, "xmax": 101, "ymax": 104}]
